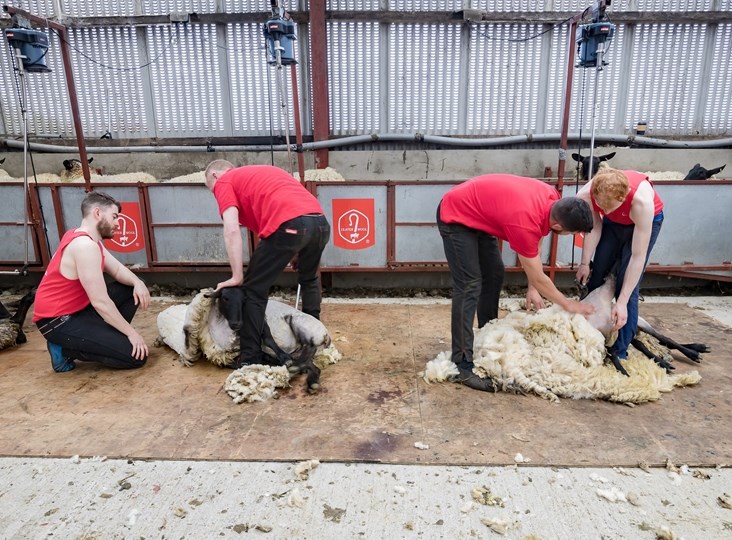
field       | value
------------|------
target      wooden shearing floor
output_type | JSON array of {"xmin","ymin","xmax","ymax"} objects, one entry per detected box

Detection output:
[{"xmin": 0, "ymin": 297, "xmax": 730, "ymax": 467}]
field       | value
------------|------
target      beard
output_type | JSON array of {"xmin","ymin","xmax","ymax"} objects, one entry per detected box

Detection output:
[{"xmin": 97, "ymin": 218, "xmax": 116, "ymax": 239}]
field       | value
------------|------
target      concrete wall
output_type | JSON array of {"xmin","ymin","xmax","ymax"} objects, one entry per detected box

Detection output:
[{"xmin": 1, "ymin": 147, "xmax": 730, "ymax": 180}]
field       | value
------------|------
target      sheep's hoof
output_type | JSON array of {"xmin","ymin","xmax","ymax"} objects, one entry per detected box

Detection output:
[
  {"xmin": 307, "ymin": 383, "xmax": 320, "ymax": 394},
  {"xmin": 609, "ymin": 353, "xmax": 630, "ymax": 377},
  {"xmin": 287, "ymin": 363, "xmax": 302, "ymax": 374}
]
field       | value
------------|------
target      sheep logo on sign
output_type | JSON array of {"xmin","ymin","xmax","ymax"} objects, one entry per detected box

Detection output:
[
  {"xmin": 332, "ymin": 198, "xmax": 375, "ymax": 250},
  {"xmin": 103, "ymin": 202, "xmax": 145, "ymax": 253}
]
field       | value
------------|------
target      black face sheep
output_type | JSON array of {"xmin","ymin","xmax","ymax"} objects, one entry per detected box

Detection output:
[
  {"xmin": 683, "ymin": 163, "xmax": 726, "ymax": 180},
  {"xmin": 60, "ymin": 158, "xmax": 155, "ymax": 182},
  {"xmin": 571, "ymin": 151, "xmax": 616, "ymax": 180},
  {"xmin": 0, "ymin": 289, "xmax": 36, "ymax": 350}
]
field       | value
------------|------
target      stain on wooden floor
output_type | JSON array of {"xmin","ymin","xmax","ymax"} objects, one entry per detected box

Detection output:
[{"xmin": 0, "ymin": 298, "xmax": 729, "ymax": 467}]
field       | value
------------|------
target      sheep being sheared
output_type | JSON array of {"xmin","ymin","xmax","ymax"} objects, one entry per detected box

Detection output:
[
  {"xmin": 423, "ymin": 278, "xmax": 703, "ymax": 404},
  {"xmin": 0, "ymin": 289, "xmax": 35, "ymax": 350},
  {"xmin": 156, "ymin": 288, "xmax": 340, "ymax": 397},
  {"xmin": 574, "ymin": 274, "xmax": 709, "ymax": 375}
]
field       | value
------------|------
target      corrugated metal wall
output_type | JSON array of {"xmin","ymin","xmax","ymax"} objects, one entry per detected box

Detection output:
[{"xmin": 0, "ymin": 1, "xmax": 730, "ymax": 140}]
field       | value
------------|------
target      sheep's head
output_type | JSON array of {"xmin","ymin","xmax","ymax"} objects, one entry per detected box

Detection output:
[
  {"xmin": 62, "ymin": 157, "xmax": 100, "ymax": 178},
  {"xmin": 571, "ymin": 152, "xmax": 616, "ymax": 181},
  {"xmin": 205, "ymin": 286, "xmax": 245, "ymax": 331},
  {"xmin": 683, "ymin": 163, "xmax": 726, "ymax": 180}
]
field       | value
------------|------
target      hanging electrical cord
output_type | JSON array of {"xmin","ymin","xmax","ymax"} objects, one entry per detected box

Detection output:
[
  {"xmin": 576, "ymin": 68, "xmax": 588, "ymax": 184},
  {"xmin": 49, "ymin": 27, "xmax": 178, "ymax": 72},
  {"xmin": 267, "ymin": 51, "xmax": 276, "ymax": 166},
  {"xmin": 479, "ymin": 13, "xmax": 578, "ymax": 43},
  {"xmin": 263, "ymin": 0, "xmax": 298, "ymax": 175},
  {"xmin": 570, "ymin": 68, "xmax": 589, "ymax": 269}
]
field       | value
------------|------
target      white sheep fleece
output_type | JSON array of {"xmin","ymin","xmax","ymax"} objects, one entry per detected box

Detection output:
[
  {"xmin": 303, "ymin": 167, "xmax": 345, "ymax": 182},
  {"xmin": 0, "ymin": 172, "xmax": 61, "ymax": 182},
  {"xmin": 423, "ymin": 305, "xmax": 700, "ymax": 404}
]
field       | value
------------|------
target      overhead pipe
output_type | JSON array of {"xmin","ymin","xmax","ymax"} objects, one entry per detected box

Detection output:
[{"xmin": 4, "ymin": 133, "xmax": 732, "ymax": 154}]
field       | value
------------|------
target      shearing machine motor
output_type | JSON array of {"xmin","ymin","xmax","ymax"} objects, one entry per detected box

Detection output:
[
  {"xmin": 4, "ymin": 26, "xmax": 51, "ymax": 73},
  {"xmin": 576, "ymin": 22, "xmax": 616, "ymax": 68},
  {"xmin": 263, "ymin": 17, "xmax": 297, "ymax": 66}
]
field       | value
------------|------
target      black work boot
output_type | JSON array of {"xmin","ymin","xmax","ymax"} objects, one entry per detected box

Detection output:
[{"xmin": 455, "ymin": 365, "xmax": 496, "ymax": 392}]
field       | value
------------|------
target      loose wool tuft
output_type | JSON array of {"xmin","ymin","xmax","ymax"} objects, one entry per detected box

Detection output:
[
  {"xmin": 643, "ymin": 171, "xmax": 685, "ymax": 181},
  {"xmin": 166, "ymin": 171, "xmax": 205, "ymax": 183},
  {"xmin": 0, "ymin": 324, "xmax": 19, "ymax": 350},
  {"xmin": 424, "ymin": 305, "xmax": 700, "ymax": 404},
  {"xmin": 304, "ymin": 167, "xmax": 345, "ymax": 182},
  {"xmin": 224, "ymin": 365, "xmax": 291, "ymax": 403},
  {"xmin": 314, "ymin": 344, "xmax": 342, "ymax": 369}
]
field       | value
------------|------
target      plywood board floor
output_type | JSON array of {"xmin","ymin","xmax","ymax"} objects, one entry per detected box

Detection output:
[{"xmin": 0, "ymin": 298, "xmax": 729, "ymax": 467}]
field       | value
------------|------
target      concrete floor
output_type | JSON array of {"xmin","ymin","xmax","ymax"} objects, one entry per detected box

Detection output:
[{"xmin": 0, "ymin": 294, "xmax": 730, "ymax": 538}]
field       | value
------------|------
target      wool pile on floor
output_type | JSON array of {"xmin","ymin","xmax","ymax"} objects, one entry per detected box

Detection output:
[{"xmin": 423, "ymin": 305, "xmax": 701, "ymax": 404}]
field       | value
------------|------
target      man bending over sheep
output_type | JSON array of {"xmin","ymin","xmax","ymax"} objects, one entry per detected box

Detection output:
[
  {"xmin": 205, "ymin": 161, "xmax": 330, "ymax": 369},
  {"xmin": 437, "ymin": 174, "xmax": 595, "ymax": 391},
  {"xmin": 575, "ymin": 168, "xmax": 664, "ymax": 373},
  {"xmin": 34, "ymin": 191, "xmax": 150, "ymax": 372}
]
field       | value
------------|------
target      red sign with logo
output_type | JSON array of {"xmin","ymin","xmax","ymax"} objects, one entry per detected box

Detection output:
[
  {"xmin": 103, "ymin": 202, "xmax": 145, "ymax": 253},
  {"xmin": 332, "ymin": 198, "xmax": 375, "ymax": 250}
]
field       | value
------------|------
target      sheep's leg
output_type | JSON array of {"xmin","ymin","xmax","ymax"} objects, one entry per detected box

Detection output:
[
  {"xmin": 294, "ymin": 344, "xmax": 320, "ymax": 393},
  {"xmin": 679, "ymin": 343, "xmax": 711, "ymax": 353},
  {"xmin": 607, "ymin": 351, "xmax": 630, "ymax": 377},
  {"xmin": 261, "ymin": 320, "xmax": 294, "ymax": 369},
  {"xmin": 9, "ymin": 289, "xmax": 35, "ymax": 346},
  {"xmin": 636, "ymin": 318, "xmax": 707, "ymax": 362},
  {"xmin": 631, "ymin": 338, "xmax": 674, "ymax": 373},
  {"xmin": 638, "ymin": 328, "xmax": 705, "ymax": 363}
]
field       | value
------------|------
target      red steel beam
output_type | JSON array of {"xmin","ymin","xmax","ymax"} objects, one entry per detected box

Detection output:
[
  {"xmin": 309, "ymin": 0, "xmax": 330, "ymax": 168},
  {"xmin": 4, "ymin": 6, "xmax": 92, "ymax": 190},
  {"xmin": 291, "ymin": 63, "xmax": 306, "ymax": 183}
]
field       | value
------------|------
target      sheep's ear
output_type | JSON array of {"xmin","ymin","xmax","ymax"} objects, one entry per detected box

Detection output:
[
  {"xmin": 204, "ymin": 288, "xmax": 222, "ymax": 299},
  {"xmin": 0, "ymin": 158, "xmax": 5, "ymax": 164},
  {"xmin": 88, "ymin": 157, "xmax": 94, "ymax": 164},
  {"xmin": 600, "ymin": 152, "xmax": 616, "ymax": 161},
  {"xmin": 571, "ymin": 153, "xmax": 582, "ymax": 162}
]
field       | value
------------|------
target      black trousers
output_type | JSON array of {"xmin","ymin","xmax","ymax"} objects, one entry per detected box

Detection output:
[
  {"xmin": 437, "ymin": 205, "xmax": 504, "ymax": 369},
  {"xmin": 35, "ymin": 281, "xmax": 145, "ymax": 369},
  {"xmin": 239, "ymin": 214, "xmax": 330, "ymax": 364}
]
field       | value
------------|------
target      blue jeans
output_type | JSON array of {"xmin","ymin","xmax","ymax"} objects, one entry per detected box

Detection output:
[
  {"xmin": 586, "ymin": 212, "xmax": 664, "ymax": 358},
  {"xmin": 437, "ymin": 204, "xmax": 504, "ymax": 369}
]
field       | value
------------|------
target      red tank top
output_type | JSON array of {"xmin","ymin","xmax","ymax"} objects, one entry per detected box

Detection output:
[
  {"xmin": 591, "ymin": 170, "xmax": 664, "ymax": 225},
  {"xmin": 33, "ymin": 230, "xmax": 105, "ymax": 321}
]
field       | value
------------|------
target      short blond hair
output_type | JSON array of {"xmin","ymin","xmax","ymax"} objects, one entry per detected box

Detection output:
[
  {"xmin": 591, "ymin": 168, "xmax": 629, "ymax": 209},
  {"xmin": 204, "ymin": 159, "xmax": 234, "ymax": 189}
]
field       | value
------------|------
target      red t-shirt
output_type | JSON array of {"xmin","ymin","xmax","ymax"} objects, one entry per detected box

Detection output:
[
  {"xmin": 590, "ymin": 170, "xmax": 664, "ymax": 225},
  {"xmin": 33, "ymin": 230, "xmax": 105, "ymax": 321},
  {"xmin": 439, "ymin": 174, "xmax": 559, "ymax": 258},
  {"xmin": 212, "ymin": 165, "xmax": 324, "ymax": 238}
]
